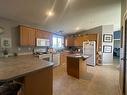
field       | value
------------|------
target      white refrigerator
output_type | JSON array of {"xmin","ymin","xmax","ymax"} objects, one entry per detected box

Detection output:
[{"xmin": 83, "ymin": 41, "xmax": 96, "ymax": 66}]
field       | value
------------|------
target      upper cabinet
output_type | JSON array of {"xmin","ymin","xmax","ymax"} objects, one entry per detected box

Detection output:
[
  {"xmin": 74, "ymin": 36, "xmax": 84, "ymax": 46},
  {"xmin": 65, "ymin": 34, "xmax": 98, "ymax": 47},
  {"xmin": 65, "ymin": 36, "xmax": 74, "ymax": 47},
  {"xmin": 19, "ymin": 25, "xmax": 52, "ymax": 46},
  {"xmin": 36, "ymin": 29, "xmax": 52, "ymax": 39},
  {"xmin": 35, "ymin": 29, "xmax": 44, "ymax": 38},
  {"xmin": 19, "ymin": 25, "xmax": 36, "ymax": 46},
  {"xmin": 86, "ymin": 34, "xmax": 97, "ymax": 41}
]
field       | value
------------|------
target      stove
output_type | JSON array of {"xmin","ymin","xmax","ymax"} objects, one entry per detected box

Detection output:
[
  {"xmin": 33, "ymin": 48, "xmax": 52, "ymax": 62},
  {"xmin": 38, "ymin": 53, "xmax": 52, "ymax": 62}
]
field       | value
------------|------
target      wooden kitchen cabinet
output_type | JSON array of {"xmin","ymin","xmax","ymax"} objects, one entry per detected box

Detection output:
[
  {"xmin": 35, "ymin": 29, "xmax": 44, "ymax": 38},
  {"xmin": 75, "ymin": 34, "xmax": 97, "ymax": 46},
  {"xmin": 67, "ymin": 56, "xmax": 87, "ymax": 79},
  {"xmin": 86, "ymin": 34, "xmax": 97, "ymax": 41},
  {"xmin": 65, "ymin": 34, "xmax": 98, "ymax": 47},
  {"xmin": 19, "ymin": 25, "xmax": 36, "ymax": 46},
  {"xmin": 65, "ymin": 37, "xmax": 74, "ymax": 46},
  {"xmin": 36, "ymin": 29, "xmax": 52, "ymax": 46},
  {"xmin": 36, "ymin": 29, "xmax": 52, "ymax": 39},
  {"xmin": 19, "ymin": 25, "xmax": 52, "ymax": 46},
  {"xmin": 74, "ymin": 36, "xmax": 84, "ymax": 46},
  {"xmin": 29, "ymin": 28, "xmax": 36, "ymax": 46},
  {"xmin": 83, "ymin": 34, "xmax": 98, "ymax": 51},
  {"xmin": 43, "ymin": 30, "xmax": 52, "ymax": 39}
]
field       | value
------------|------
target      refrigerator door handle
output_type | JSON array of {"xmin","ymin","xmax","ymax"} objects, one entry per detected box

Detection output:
[{"xmin": 121, "ymin": 57, "xmax": 127, "ymax": 60}]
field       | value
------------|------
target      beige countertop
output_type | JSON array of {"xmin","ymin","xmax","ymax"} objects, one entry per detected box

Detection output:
[
  {"xmin": 67, "ymin": 54, "xmax": 89, "ymax": 59},
  {"xmin": 0, "ymin": 55, "xmax": 54, "ymax": 81}
]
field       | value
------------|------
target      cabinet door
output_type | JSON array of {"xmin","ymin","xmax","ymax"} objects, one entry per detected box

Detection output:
[
  {"xmin": 36, "ymin": 30, "xmax": 52, "ymax": 39},
  {"xmin": 74, "ymin": 36, "xmax": 84, "ymax": 46},
  {"xmin": 65, "ymin": 37, "xmax": 74, "ymax": 46},
  {"xmin": 87, "ymin": 34, "xmax": 97, "ymax": 41},
  {"xmin": 29, "ymin": 28, "xmax": 36, "ymax": 46},
  {"xmin": 20, "ymin": 26, "xmax": 36, "ymax": 46},
  {"xmin": 36, "ymin": 29, "xmax": 44, "ymax": 38},
  {"xmin": 36, "ymin": 30, "xmax": 52, "ymax": 45},
  {"xmin": 43, "ymin": 31, "xmax": 52, "ymax": 39},
  {"xmin": 20, "ymin": 26, "xmax": 29, "ymax": 46}
]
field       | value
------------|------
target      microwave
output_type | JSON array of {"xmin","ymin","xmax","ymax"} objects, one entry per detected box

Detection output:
[{"xmin": 36, "ymin": 38, "xmax": 50, "ymax": 46}]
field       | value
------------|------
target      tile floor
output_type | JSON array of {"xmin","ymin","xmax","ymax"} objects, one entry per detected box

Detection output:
[{"xmin": 53, "ymin": 58, "xmax": 121, "ymax": 95}]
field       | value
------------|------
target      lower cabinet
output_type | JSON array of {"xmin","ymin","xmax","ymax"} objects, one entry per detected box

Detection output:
[{"xmin": 16, "ymin": 66, "xmax": 53, "ymax": 95}]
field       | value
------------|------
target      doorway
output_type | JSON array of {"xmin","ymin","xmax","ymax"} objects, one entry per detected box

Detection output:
[{"xmin": 113, "ymin": 31, "xmax": 121, "ymax": 65}]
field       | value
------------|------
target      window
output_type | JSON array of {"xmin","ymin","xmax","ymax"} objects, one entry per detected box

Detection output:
[{"xmin": 52, "ymin": 35, "xmax": 64, "ymax": 49}]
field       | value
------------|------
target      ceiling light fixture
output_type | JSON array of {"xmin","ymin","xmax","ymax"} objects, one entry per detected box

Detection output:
[
  {"xmin": 76, "ymin": 27, "xmax": 80, "ymax": 31},
  {"xmin": 46, "ymin": 11, "xmax": 54, "ymax": 17}
]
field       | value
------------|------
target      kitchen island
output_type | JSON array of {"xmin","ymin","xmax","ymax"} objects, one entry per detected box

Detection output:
[
  {"xmin": 0, "ymin": 55, "xmax": 54, "ymax": 95},
  {"xmin": 67, "ymin": 54, "xmax": 89, "ymax": 79}
]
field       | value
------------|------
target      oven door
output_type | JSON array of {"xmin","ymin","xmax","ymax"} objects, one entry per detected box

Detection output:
[
  {"xmin": 43, "ymin": 57, "xmax": 50, "ymax": 61},
  {"xmin": 39, "ymin": 54, "xmax": 52, "ymax": 62}
]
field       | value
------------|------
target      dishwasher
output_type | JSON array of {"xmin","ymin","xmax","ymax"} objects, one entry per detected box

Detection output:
[{"xmin": 53, "ymin": 53, "xmax": 60, "ymax": 66}]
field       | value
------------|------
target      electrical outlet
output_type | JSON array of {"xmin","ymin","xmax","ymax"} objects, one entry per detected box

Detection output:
[
  {"xmin": 18, "ymin": 48, "xmax": 21, "ymax": 51},
  {"xmin": 28, "ymin": 47, "xmax": 31, "ymax": 50}
]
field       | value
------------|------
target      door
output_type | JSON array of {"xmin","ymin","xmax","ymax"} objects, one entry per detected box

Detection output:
[{"xmin": 125, "ymin": 19, "xmax": 127, "ymax": 95}]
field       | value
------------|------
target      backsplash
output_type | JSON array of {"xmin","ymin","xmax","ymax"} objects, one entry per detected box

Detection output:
[{"xmin": 0, "ymin": 46, "xmax": 34, "ymax": 57}]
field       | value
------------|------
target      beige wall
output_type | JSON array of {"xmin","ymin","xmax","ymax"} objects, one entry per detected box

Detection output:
[{"xmin": 102, "ymin": 25, "xmax": 114, "ymax": 64}]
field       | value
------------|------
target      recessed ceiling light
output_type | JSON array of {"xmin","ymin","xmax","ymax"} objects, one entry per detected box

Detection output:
[
  {"xmin": 76, "ymin": 27, "xmax": 80, "ymax": 30},
  {"xmin": 46, "ymin": 11, "xmax": 54, "ymax": 16}
]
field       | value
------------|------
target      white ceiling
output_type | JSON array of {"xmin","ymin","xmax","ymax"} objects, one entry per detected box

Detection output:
[{"xmin": 0, "ymin": 0, "xmax": 121, "ymax": 34}]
